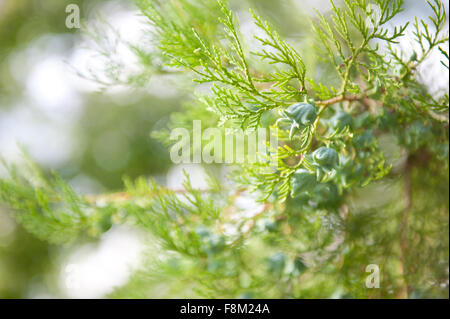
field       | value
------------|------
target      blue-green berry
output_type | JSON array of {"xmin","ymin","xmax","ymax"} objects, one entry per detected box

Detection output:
[
  {"xmin": 285, "ymin": 103, "xmax": 317, "ymax": 127},
  {"xmin": 267, "ymin": 252, "xmax": 286, "ymax": 275},
  {"xmin": 291, "ymin": 168, "xmax": 317, "ymax": 196},
  {"xmin": 294, "ymin": 256, "xmax": 307, "ymax": 274},
  {"xmin": 312, "ymin": 146, "xmax": 339, "ymax": 169}
]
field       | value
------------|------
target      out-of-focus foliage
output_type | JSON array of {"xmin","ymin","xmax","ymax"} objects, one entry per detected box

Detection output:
[
  {"xmin": 0, "ymin": 0, "xmax": 100, "ymax": 103},
  {"xmin": 0, "ymin": 0, "xmax": 181, "ymax": 297},
  {"xmin": 0, "ymin": 0, "xmax": 449, "ymax": 299}
]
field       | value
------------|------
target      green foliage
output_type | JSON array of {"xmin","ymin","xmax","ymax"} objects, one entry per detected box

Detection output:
[
  {"xmin": 0, "ymin": 155, "xmax": 110, "ymax": 244},
  {"xmin": 0, "ymin": 0, "xmax": 449, "ymax": 298}
]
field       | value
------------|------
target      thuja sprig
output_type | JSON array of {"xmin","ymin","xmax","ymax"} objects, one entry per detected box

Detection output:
[
  {"xmin": 0, "ymin": 0, "xmax": 448, "ymax": 299},
  {"xmin": 251, "ymin": 10, "xmax": 307, "ymax": 97},
  {"xmin": 412, "ymin": 0, "xmax": 448, "ymax": 65},
  {"xmin": 313, "ymin": 0, "xmax": 408, "ymax": 96}
]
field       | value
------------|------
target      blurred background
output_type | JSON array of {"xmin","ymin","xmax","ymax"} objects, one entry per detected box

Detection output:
[{"xmin": 0, "ymin": 0, "xmax": 448, "ymax": 298}]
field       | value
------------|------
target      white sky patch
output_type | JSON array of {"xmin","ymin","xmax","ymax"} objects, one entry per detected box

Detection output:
[
  {"xmin": 60, "ymin": 226, "xmax": 145, "ymax": 299},
  {"xmin": 234, "ymin": 193, "xmax": 265, "ymax": 218},
  {"xmin": 1, "ymin": 34, "xmax": 84, "ymax": 165},
  {"xmin": 237, "ymin": 11, "xmax": 264, "ymax": 49},
  {"xmin": 166, "ymin": 164, "xmax": 210, "ymax": 191},
  {"xmin": 145, "ymin": 75, "xmax": 180, "ymax": 98},
  {"xmin": 293, "ymin": 0, "xmax": 331, "ymax": 15},
  {"xmin": 69, "ymin": 174, "xmax": 106, "ymax": 196},
  {"xmin": 70, "ymin": 2, "xmax": 151, "ymax": 94},
  {"xmin": 0, "ymin": 107, "xmax": 75, "ymax": 166},
  {"xmin": 26, "ymin": 56, "xmax": 83, "ymax": 121}
]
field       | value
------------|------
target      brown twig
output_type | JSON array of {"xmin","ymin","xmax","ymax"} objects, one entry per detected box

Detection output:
[
  {"xmin": 317, "ymin": 94, "xmax": 449, "ymax": 124},
  {"xmin": 316, "ymin": 94, "xmax": 364, "ymax": 107}
]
